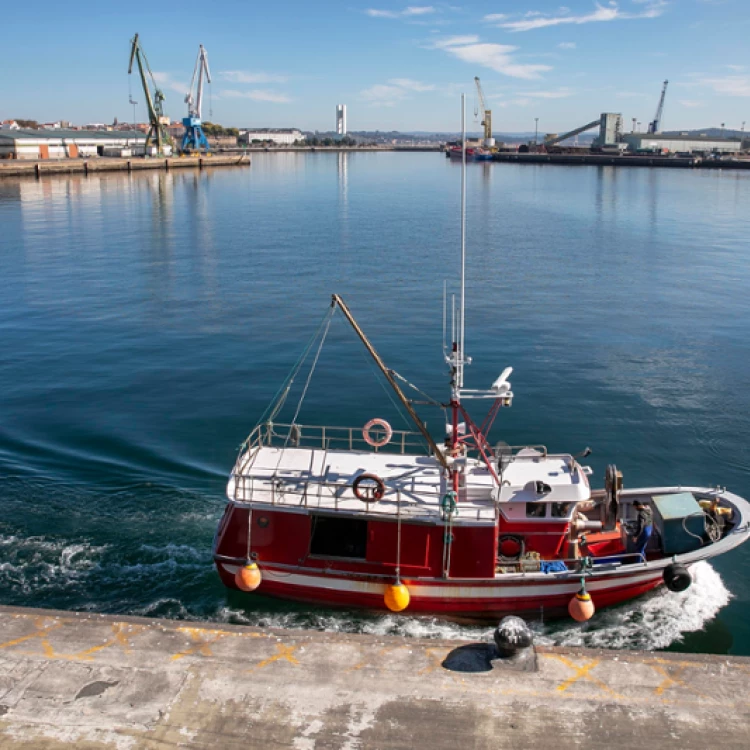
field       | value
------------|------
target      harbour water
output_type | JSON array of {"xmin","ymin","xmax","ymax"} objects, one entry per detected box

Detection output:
[{"xmin": 1, "ymin": 153, "xmax": 749, "ymax": 654}]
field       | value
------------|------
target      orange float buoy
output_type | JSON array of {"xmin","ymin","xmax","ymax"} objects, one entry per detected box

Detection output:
[
  {"xmin": 568, "ymin": 586, "xmax": 595, "ymax": 622},
  {"xmin": 384, "ymin": 582, "xmax": 410, "ymax": 612},
  {"xmin": 235, "ymin": 562, "xmax": 262, "ymax": 592}
]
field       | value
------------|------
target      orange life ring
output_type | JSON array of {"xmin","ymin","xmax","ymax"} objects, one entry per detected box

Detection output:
[
  {"xmin": 352, "ymin": 473, "xmax": 386, "ymax": 502},
  {"xmin": 362, "ymin": 418, "xmax": 393, "ymax": 448}
]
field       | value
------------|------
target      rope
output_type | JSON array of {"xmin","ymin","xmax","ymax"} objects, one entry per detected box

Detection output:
[
  {"xmin": 390, "ymin": 370, "xmax": 443, "ymax": 408},
  {"xmin": 239, "ymin": 307, "xmax": 335, "ymax": 453},
  {"xmin": 285, "ymin": 307, "xmax": 334, "ymax": 446}
]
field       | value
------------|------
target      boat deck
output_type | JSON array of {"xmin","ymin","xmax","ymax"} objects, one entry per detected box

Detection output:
[{"xmin": 227, "ymin": 438, "xmax": 590, "ymax": 524}]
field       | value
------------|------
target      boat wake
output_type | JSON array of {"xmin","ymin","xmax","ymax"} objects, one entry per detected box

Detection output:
[
  {"xmin": 216, "ymin": 561, "xmax": 730, "ymax": 651},
  {"xmin": 0, "ymin": 526, "xmax": 731, "ymax": 653}
]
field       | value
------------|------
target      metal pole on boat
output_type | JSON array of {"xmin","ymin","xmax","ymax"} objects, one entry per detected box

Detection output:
[
  {"xmin": 330, "ymin": 294, "xmax": 450, "ymax": 470},
  {"xmin": 459, "ymin": 94, "xmax": 466, "ymax": 390}
]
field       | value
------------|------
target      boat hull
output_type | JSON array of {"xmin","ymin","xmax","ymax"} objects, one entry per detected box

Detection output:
[
  {"xmin": 215, "ymin": 560, "xmax": 664, "ymax": 620},
  {"xmin": 214, "ymin": 487, "xmax": 750, "ymax": 621}
]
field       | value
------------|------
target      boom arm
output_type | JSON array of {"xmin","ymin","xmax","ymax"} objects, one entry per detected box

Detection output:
[
  {"xmin": 474, "ymin": 76, "xmax": 492, "ymax": 143},
  {"xmin": 186, "ymin": 44, "xmax": 212, "ymax": 119},
  {"xmin": 128, "ymin": 33, "xmax": 171, "ymax": 156},
  {"xmin": 648, "ymin": 80, "xmax": 668, "ymax": 134}
]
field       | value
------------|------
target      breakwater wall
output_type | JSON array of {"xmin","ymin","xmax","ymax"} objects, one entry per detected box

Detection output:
[
  {"xmin": 0, "ymin": 154, "xmax": 251, "ymax": 179},
  {"xmin": 492, "ymin": 152, "xmax": 750, "ymax": 170},
  {"xmin": 0, "ymin": 604, "xmax": 748, "ymax": 749}
]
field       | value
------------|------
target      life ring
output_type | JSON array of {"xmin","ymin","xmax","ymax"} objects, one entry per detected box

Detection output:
[
  {"xmin": 352, "ymin": 473, "xmax": 386, "ymax": 502},
  {"xmin": 363, "ymin": 418, "xmax": 393, "ymax": 448},
  {"xmin": 498, "ymin": 535, "xmax": 525, "ymax": 562}
]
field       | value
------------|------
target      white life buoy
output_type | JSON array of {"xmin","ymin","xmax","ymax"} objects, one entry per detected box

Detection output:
[{"xmin": 362, "ymin": 418, "xmax": 393, "ymax": 448}]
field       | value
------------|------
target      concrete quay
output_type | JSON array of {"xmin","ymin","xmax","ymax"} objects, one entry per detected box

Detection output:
[
  {"xmin": 0, "ymin": 154, "xmax": 250, "ymax": 179},
  {"xmin": 492, "ymin": 152, "xmax": 750, "ymax": 170},
  {"xmin": 0, "ymin": 604, "xmax": 748, "ymax": 749}
]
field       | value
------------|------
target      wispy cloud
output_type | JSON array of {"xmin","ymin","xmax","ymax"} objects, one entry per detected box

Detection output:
[
  {"xmin": 152, "ymin": 72, "xmax": 189, "ymax": 95},
  {"xmin": 517, "ymin": 87, "xmax": 574, "ymax": 99},
  {"xmin": 498, "ymin": 1, "xmax": 667, "ymax": 32},
  {"xmin": 431, "ymin": 36, "xmax": 551, "ymax": 79},
  {"xmin": 558, "ymin": 42, "xmax": 576, "ymax": 49},
  {"xmin": 482, "ymin": 13, "xmax": 507, "ymax": 22},
  {"xmin": 679, "ymin": 100, "xmax": 705, "ymax": 108},
  {"xmin": 697, "ymin": 76, "xmax": 750, "ymax": 97},
  {"xmin": 726, "ymin": 65, "xmax": 746, "ymax": 73},
  {"xmin": 218, "ymin": 71, "xmax": 288, "ymax": 84},
  {"xmin": 388, "ymin": 78, "xmax": 436, "ymax": 91},
  {"xmin": 366, "ymin": 5, "xmax": 435, "ymax": 19},
  {"xmin": 220, "ymin": 89, "xmax": 291, "ymax": 103},
  {"xmin": 360, "ymin": 78, "xmax": 435, "ymax": 106}
]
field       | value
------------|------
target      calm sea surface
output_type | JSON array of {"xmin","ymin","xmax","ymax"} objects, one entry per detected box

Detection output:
[{"xmin": 1, "ymin": 153, "xmax": 750, "ymax": 653}]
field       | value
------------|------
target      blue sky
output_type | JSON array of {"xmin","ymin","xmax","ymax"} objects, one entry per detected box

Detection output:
[{"xmin": 3, "ymin": 1, "xmax": 748, "ymax": 133}]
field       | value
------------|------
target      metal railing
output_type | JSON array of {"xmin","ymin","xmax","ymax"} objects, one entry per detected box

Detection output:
[
  {"xmin": 241, "ymin": 421, "xmax": 429, "ymax": 457},
  {"xmin": 227, "ymin": 472, "xmax": 503, "ymax": 522}
]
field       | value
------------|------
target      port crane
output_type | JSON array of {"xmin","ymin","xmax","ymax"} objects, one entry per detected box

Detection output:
[
  {"xmin": 647, "ymin": 80, "xmax": 668, "ymax": 134},
  {"xmin": 473, "ymin": 77, "xmax": 494, "ymax": 148},
  {"xmin": 128, "ymin": 33, "xmax": 172, "ymax": 156},
  {"xmin": 182, "ymin": 44, "xmax": 212, "ymax": 154}
]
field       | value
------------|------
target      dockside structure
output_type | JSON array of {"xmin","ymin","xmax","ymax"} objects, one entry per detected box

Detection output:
[
  {"xmin": 0, "ymin": 129, "xmax": 148, "ymax": 160},
  {"xmin": 622, "ymin": 132, "xmax": 743, "ymax": 154}
]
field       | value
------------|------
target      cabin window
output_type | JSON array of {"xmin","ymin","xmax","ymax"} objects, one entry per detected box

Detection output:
[
  {"xmin": 526, "ymin": 503, "xmax": 546, "ymax": 518},
  {"xmin": 551, "ymin": 502, "xmax": 574, "ymax": 518},
  {"xmin": 310, "ymin": 515, "xmax": 367, "ymax": 559}
]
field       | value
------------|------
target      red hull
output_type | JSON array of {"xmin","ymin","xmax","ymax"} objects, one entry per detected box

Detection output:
[{"xmin": 215, "ymin": 560, "xmax": 663, "ymax": 621}]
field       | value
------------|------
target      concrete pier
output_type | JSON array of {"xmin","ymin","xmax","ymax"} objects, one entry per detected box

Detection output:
[
  {"xmin": 0, "ymin": 604, "xmax": 748, "ymax": 749},
  {"xmin": 0, "ymin": 154, "xmax": 250, "ymax": 179}
]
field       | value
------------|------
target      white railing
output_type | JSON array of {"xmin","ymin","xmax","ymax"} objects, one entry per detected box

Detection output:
[{"xmin": 242, "ymin": 421, "xmax": 429, "ymax": 456}]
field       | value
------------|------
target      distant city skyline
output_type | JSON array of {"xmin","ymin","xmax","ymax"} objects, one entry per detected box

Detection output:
[{"xmin": 3, "ymin": 1, "xmax": 748, "ymax": 133}]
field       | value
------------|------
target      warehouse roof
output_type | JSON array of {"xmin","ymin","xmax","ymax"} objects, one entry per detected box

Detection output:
[
  {"xmin": 626, "ymin": 132, "xmax": 742, "ymax": 143},
  {"xmin": 0, "ymin": 129, "xmax": 146, "ymax": 141}
]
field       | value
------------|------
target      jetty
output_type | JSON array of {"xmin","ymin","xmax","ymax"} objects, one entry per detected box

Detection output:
[
  {"xmin": 0, "ymin": 154, "xmax": 250, "ymax": 179},
  {"xmin": 0, "ymin": 604, "xmax": 747, "ymax": 749}
]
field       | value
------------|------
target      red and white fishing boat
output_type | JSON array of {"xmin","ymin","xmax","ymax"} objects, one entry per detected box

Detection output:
[{"xmin": 213, "ymin": 101, "xmax": 750, "ymax": 623}]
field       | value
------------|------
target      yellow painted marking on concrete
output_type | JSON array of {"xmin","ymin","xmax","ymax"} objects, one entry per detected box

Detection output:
[
  {"xmin": 418, "ymin": 647, "xmax": 450, "ymax": 675},
  {"xmin": 0, "ymin": 617, "xmax": 62, "ymax": 652},
  {"xmin": 546, "ymin": 654, "xmax": 624, "ymax": 699},
  {"xmin": 171, "ymin": 627, "xmax": 230, "ymax": 661},
  {"xmin": 252, "ymin": 643, "xmax": 300, "ymax": 670},
  {"xmin": 347, "ymin": 645, "xmax": 396, "ymax": 673},
  {"xmin": 646, "ymin": 658, "xmax": 707, "ymax": 699},
  {"xmin": 73, "ymin": 622, "xmax": 147, "ymax": 660}
]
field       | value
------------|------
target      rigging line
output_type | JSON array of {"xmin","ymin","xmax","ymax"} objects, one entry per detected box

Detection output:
[
  {"xmin": 240, "ymin": 307, "xmax": 337, "ymax": 452},
  {"xmin": 389, "ymin": 370, "xmax": 443, "ymax": 407},
  {"xmin": 285, "ymin": 308, "xmax": 335, "ymax": 445},
  {"xmin": 354, "ymin": 342, "xmax": 414, "ymax": 432}
]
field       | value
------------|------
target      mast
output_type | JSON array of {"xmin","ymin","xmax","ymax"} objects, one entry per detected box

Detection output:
[{"xmin": 331, "ymin": 294, "xmax": 449, "ymax": 471}]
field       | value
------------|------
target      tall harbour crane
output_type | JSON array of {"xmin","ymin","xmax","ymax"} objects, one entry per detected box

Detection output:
[
  {"xmin": 647, "ymin": 80, "xmax": 668, "ymax": 134},
  {"xmin": 474, "ymin": 77, "xmax": 495, "ymax": 148},
  {"xmin": 182, "ymin": 44, "xmax": 212, "ymax": 154},
  {"xmin": 128, "ymin": 33, "xmax": 172, "ymax": 156}
]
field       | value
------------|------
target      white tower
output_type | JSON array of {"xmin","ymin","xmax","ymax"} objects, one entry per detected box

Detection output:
[{"xmin": 336, "ymin": 104, "xmax": 347, "ymax": 136}]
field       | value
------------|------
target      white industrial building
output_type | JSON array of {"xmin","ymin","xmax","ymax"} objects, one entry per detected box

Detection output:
[
  {"xmin": 621, "ymin": 133, "xmax": 742, "ymax": 154},
  {"xmin": 0, "ymin": 129, "xmax": 147, "ymax": 159},
  {"xmin": 238, "ymin": 128, "xmax": 303, "ymax": 145}
]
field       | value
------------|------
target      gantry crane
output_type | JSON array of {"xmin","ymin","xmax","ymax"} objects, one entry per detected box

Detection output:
[
  {"xmin": 182, "ymin": 44, "xmax": 212, "ymax": 154},
  {"xmin": 474, "ymin": 77, "xmax": 495, "ymax": 148},
  {"xmin": 128, "ymin": 33, "xmax": 172, "ymax": 156},
  {"xmin": 647, "ymin": 80, "xmax": 668, "ymax": 134}
]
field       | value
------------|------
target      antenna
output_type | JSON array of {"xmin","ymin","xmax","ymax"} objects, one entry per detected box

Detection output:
[{"xmin": 458, "ymin": 93, "xmax": 467, "ymax": 390}]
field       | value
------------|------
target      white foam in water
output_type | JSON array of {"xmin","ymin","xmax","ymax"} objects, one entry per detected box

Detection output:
[
  {"xmin": 216, "ymin": 561, "xmax": 730, "ymax": 651},
  {"xmin": 537, "ymin": 560, "xmax": 731, "ymax": 650}
]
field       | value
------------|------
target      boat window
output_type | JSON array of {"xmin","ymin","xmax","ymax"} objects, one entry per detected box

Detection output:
[
  {"xmin": 526, "ymin": 503, "xmax": 546, "ymax": 518},
  {"xmin": 551, "ymin": 502, "xmax": 574, "ymax": 518},
  {"xmin": 309, "ymin": 515, "xmax": 367, "ymax": 559}
]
